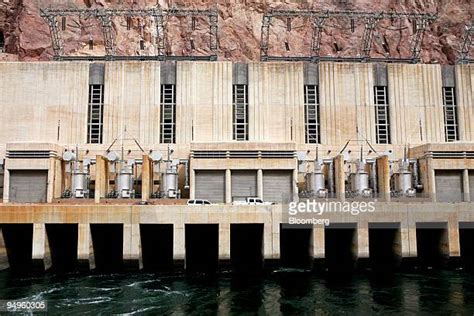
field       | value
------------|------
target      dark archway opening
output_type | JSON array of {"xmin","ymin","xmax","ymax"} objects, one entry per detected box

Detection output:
[
  {"xmin": 416, "ymin": 223, "xmax": 449, "ymax": 269},
  {"xmin": 2, "ymin": 224, "xmax": 33, "ymax": 272},
  {"xmin": 140, "ymin": 224, "xmax": 174, "ymax": 271},
  {"xmin": 460, "ymin": 224, "xmax": 474, "ymax": 271},
  {"xmin": 280, "ymin": 224, "xmax": 313, "ymax": 269},
  {"xmin": 90, "ymin": 224, "xmax": 123, "ymax": 272},
  {"xmin": 231, "ymin": 224, "xmax": 264, "ymax": 274},
  {"xmin": 325, "ymin": 224, "xmax": 357, "ymax": 274},
  {"xmin": 46, "ymin": 224, "xmax": 78, "ymax": 272},
  {"xmin": 369, "ymin": 223, "xmax": 402, "ymax": 272},
  {"xmin": 185, "ymin": 224, "xmax": 218, "ymax": 273}
]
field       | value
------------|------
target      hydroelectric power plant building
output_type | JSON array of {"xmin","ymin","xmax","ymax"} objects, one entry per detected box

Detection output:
[
  {"xmin": 0, "ymin": 7, "xmax": 473, "ymax": 273},
  {"xmin": 0, "ymin": 61, "xmax": 473, "ymax": 272}
]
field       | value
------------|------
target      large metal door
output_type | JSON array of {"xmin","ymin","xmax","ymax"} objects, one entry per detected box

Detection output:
[
  {"xmin": 470, "ymin": 171, "xmax": 474, "ymax": 202},
  {"xmin": 9, "ymin": 170, "xmax": 48, "ymax": 203},
  {"xmin": 435, "ymin": 170, "xmax": 463, "ymax": 203},
  {"xmin": 263, "ymin": 170, "xmax": 293, "ymax": 203},
  {"xmin": 195, "ymin": 170, "xmax": 225, "ymax": 203},
  {"xmin": 231, "ymin": 170, "xmax": 257, "ymax": 202}
]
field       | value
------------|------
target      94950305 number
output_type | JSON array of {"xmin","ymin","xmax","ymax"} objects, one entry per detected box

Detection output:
[{"xmin": 0, "ymin": 300, "xmax": 47, "ymax": 312}]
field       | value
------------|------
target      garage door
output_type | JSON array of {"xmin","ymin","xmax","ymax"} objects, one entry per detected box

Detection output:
[
  {"xmin": 470, "ymin": 171, "xmax": 474, "ymax": 202},
  {"xmin": 231, "ymin": 170, "xmax": 257, "ymax": 202},
  {"xmin": 263, "ymin": 170, "xmax": 293, "ymax": 204},
  {"xmin": 9, "ymin": 170, "xmax": 48, "ymax": 203},
  {"xmin": 435, "ymin": 170, "xmax": 463, "ymax": 203},
  {"xmin": 195, "ymin": 170, "xmax": 225, "ymax": 203}
]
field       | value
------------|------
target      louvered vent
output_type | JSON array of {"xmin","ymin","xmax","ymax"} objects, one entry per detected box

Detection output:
[{"xmin": 6, "ymin": 150, "xmax": 58, "ymax": 159}]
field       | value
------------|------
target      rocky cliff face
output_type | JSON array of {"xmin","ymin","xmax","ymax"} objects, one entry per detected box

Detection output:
[{"xmin": 0, "ymin": 0, "xmax": 472, "ymax": 63}]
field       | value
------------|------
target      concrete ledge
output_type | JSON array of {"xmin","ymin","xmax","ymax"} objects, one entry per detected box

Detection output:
[
  {"xmin": 0, "ymin": 202, "xmax": 472, "ymax": 271},
  {"xmin": 0, "ymin": 203, "xmax": 472, "ymax": 225}
]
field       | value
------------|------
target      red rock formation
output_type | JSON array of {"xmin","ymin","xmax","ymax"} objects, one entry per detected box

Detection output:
[{"xmin": 0, "ymin": 0, "xmax": 472, "ymax": 63}]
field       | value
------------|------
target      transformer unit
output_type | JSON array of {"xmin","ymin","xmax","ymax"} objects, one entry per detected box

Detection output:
[
  {"xmin": 390, "ymin": 146, "xmax": 423, "ymax": 198},
  {"xmin": 116, "ymin": 160, "xmax": 135, "ymax": 199},
  {"xmin": 392, "ymin": 160, "xmax": 416, "ymax": 197},
  {"xmin": 344, "ymin": 144, "xmax": 379, "ymax": 198},
  {"xmin": 299, "ymin": 146, "xmax": 334, "ymax": 199},
  {"xmin": 347, "ymin": 159, "xmax": 373, "ymax": 198},
  {"xmin": 391, "ymin": 158, "xmax": 423, "ymax": 198},
  {"xmin": 62, "ymin": 150, "xmax": 91, "ymax": 199},
  {"xmin": 304, "ymin": 162, "xmax": 329, "ymax": 199},
  {"xmin": 160, "ymin": 161, "xmax": 180, "ymax": 198},
  {"xmin": 149, "ymin": 147, "xmax": 189, "ymax": 199},
  {"xmin": 106, "ymin": 152, "xmax": 136, "ymax": 199}
]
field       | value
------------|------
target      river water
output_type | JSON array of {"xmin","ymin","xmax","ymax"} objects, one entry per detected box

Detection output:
[{"xmin": 0, "ymin": 269, "xmax": 473, "ymax": 314}]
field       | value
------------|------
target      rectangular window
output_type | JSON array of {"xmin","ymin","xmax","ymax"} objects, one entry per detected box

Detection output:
[
  {"xmin": 233, "ymin": 84, "xmax": 249, "ymax": 141},
  {"xmin": 374, "ymin": 86, "xmax": 391, "ymax": 144},
  {"xmin": 87, "ymin": 84, "xmax": 104, "ymax": 144},
  {"xmin": 160, "ymin": 84, "xmax": 176, "ymax": 143},
  {"xmin": 304, "ymin": 85, "xmax": 320, "ymax": 144},
  {"xmin": 443, "ymin": 87, "xmax": 459, "ymax": 142}
]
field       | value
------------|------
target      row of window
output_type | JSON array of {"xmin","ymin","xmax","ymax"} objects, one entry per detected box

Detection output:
[{"xmin": 86, "ymin": 84, "xmax": 459, "ymax": 144}]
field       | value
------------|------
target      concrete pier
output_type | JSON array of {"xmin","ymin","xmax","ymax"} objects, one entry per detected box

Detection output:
[
  {"xmin": 123, "ymin": 224, "xmax": 141, "ymax": 270},
  {"xmin": 377, "ymin": 155, "xmax": 391, "ymax": 202},
  {"xmin": 0, "ymin": 226, "xmax": 8, "ymax": 270},
  {"xmin": 32, "ymin": 223, "xmax": 51, "ymax": 271},
  {"xmin": 77, "ymin": 223, "xmax": 95, "ymax": 270}
]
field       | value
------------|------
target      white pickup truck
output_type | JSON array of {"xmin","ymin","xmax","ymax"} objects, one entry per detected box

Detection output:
[{"xmin": 232, "ymin": 197, "xmax": 274, "ymax": 205}]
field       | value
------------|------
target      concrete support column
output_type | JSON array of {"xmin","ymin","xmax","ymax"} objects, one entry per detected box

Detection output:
[
  {"xmin": 219, "ymin": 223, "xmax": 230, "ymax": 260},
  {"xmin": 32, "ymin": 223, "xmax": 51, "ymax": 270},
  {"xmin": 377, "ymin": 155, "xmax": 391, "ymax": 202},
  {"xmin": 394, "ymin": 227, "xmax": 403, "ymax": 259},
  {"xmin": 426, "ymin": 159, "xmax": 436, "ymax": 202},
  {"xmin": 463, "ymin": 169, "xmax": 470, "ymax": 202},
  {"xmin": 448, "ymin": 220, "xmax": 461, "ymax": 257},
  {"xmin": 357, "ymin": 222, "xmax": 369, "ymax": 259},
  {"xmin": 2, "ymin": 169, "xmax": 9, "ymax": 203},
  {"xmin": 430, "ymin": 168, "xmax": 436, "ymax": 202},
  {"xmin": 53, "ymin": 158, "xmax": 63, "ymax": 200},
  {"xmin": 257, "ymin": 169, "xmax": 263, "ymax": 199},
  {"xmin": 189, "ymin": 170, "xmax": 195, "ymax": 199},
  {"xmin": 292, "ymin": 168, "xmax": 299, "ymax": 202},
  {"xmin": 334, "ymin": 155, "xmax": 345, "ymax": 201},
  {"xmin": 123, "ymin": 224, "xmax": 142, "ymax": 270},
  {"xmin": 401, "ymin": 227, "xmax": 417, "ymax": 258},
  {"xmin": 225, "ymin": 169, "xmax": 232, "ymax": 204},
  {"xmin": 77, "ymin": 224, "xmax": 95, "ymax": 270},
  {"xmin": 173, "ymin": 224, "xmax": 185, "ymax": 264},
  {"xmin": 95, "ymin": 155, "xmax": 108, "ymax": 204},
  {"xmin": 141, "ymin": 155, "xmax": 152, "ymax": 202},
  {"xmin": 312, "ymin": 226, "xmax": 325, "ymax": 259},
  {"xmin": 46, "ymin": 158, "xmax": 56, "ymax": 203},
  {"xmin": 266, "ymin": 222, "xmax": 276, "ymax": 260},
  {"xmin": 0, "ymin": 227, "xmax": 9, "ymax": 270}
]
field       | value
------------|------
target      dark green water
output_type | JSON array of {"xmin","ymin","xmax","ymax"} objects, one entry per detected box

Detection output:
[{"xmin": 1, "ymin": 269, "xmax": 474, "ymax": 315}]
